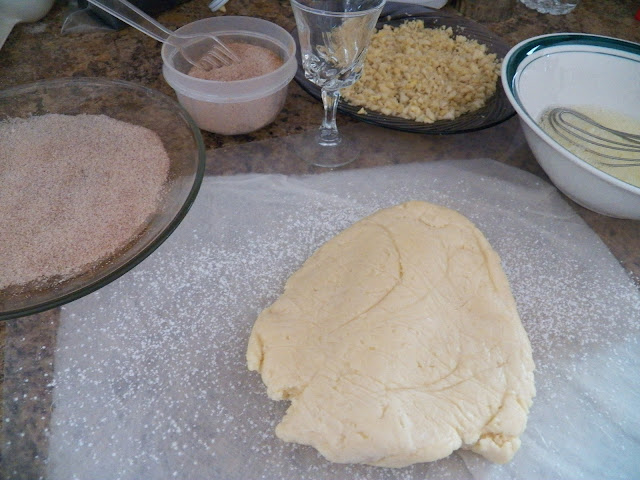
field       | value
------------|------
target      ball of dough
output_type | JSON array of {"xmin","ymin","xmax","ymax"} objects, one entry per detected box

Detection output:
[{"xmin": 247, "ymin": 201, "xmax": 535, "ymax": 467}]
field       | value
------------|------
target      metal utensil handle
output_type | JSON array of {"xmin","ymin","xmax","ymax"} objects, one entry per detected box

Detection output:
[{"xmin": 87, "ymin": 0, "xmax": 173, "ymax": 44}]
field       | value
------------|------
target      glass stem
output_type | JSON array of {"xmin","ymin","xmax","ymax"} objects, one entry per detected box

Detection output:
[{"xmin": 318, "ymin": 88, "xmax": 341, "ymax": 146}]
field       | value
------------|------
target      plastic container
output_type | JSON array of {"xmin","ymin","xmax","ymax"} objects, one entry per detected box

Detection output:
[{"xmin": 162, "ymin": 16, "xmax": 297, "ymax": 135}]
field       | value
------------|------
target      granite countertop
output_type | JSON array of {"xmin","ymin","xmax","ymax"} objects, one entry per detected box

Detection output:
[{"xmin": 1, "ymin": 0, "xmax": 639, "ymax": 477}]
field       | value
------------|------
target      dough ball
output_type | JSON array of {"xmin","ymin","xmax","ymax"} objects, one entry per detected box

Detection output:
[{"xmin": 247, "ymin": 201, "xmax": 535, "ymax": 467}]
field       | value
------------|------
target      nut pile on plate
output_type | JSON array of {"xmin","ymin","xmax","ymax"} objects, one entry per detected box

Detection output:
[{"xmin": 342, "ymin": 20, "xmax": 501, "ymax": 123}]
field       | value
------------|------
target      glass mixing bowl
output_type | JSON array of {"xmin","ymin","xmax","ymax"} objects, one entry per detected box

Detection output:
[{"xmin": 0, "ymin": 77, "xmax": 206, "ymax": 320}]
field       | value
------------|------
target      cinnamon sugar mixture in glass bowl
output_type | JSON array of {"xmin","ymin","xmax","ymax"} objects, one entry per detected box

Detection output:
[{"xmin": 0, "ymin": 77, "xmax": 205, "ymax": 321}]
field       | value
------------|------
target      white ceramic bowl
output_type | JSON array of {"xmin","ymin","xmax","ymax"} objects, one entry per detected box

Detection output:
[
  {"xmin": 162, "ymin": 16, "xmax": 297, "ymax": 135},
  {"xmin": 501, "ymin": 33, "xmax": 640, "ymax": 219}
]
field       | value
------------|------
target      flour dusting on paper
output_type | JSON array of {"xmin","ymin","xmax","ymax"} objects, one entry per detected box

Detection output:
[{"xmin": 48, "ymin": 160, "xmax": 640, "ymax": 480}]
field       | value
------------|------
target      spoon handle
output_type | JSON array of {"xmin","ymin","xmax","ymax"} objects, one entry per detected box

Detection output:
[{"xmin": 87, "ymin": 0, "xmax": 173, "ymax": 44}]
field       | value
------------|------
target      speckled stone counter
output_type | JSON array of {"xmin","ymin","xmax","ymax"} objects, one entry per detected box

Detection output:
[{"xmin": 1, "ymin": 0, "xmax": 639, "ymax": 477}]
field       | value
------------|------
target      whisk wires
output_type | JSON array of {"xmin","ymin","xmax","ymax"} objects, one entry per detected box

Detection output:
[{"xmin": 543, "ymin": 107, "xmax": 640, "ymax": 167}]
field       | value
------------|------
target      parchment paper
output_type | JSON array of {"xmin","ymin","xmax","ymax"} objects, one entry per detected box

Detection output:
[{"xmin": 48, "ymin": 159, "xmax": 640, "ymax": 480}]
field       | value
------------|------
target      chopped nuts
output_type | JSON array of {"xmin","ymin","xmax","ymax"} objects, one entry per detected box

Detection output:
[{"xmin": 342, "ymin": 20, "xmax": 501, "ymax": 123}]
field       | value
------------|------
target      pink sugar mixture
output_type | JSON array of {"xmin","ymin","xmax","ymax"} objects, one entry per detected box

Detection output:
[
  {"xmin": 188, "ymin": 42, "xmax": 284, "ymax": 81},
  {"xmin": 0, "ymin": 113, "xmax": 170, "ymax": 291}
]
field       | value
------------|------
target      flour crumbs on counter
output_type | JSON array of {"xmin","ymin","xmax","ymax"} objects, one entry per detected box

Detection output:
[{"xmin": 0, "ymin": 113, "xmax": 170, "ymax": 291}]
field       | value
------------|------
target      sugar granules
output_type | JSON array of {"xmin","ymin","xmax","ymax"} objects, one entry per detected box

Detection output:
[
  {"xmin": 46, "ymin": 162, "xmax": 640, "ymax": 479},
  {"xmin": 183, "ymin": 42, "xmax": 287, "ymax": 135},
  {"xmin": 0, "ymin": 113, "xmax": 170, "ymax": 291},
  {"xmin": 188, "ymin": 42, "xmax": 283, "ymax": 81}
]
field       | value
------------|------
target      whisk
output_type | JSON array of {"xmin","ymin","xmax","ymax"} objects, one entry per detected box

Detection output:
[
  {"xmin": 542, "ymin": 107, "xmax": 640, "ymax": 167},
  {"xmin": 87, "ymin": 0, "xmax": 239, "ymax": 71}
]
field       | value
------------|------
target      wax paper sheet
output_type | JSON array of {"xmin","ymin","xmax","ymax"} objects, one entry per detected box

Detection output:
[{"xmin": 48, "ymin": 159, "xmax": 640, "ymax": 480}]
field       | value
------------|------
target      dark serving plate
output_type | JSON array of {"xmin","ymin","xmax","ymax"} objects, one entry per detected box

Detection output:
[{"xmin": 293, "ymin": 3, "xmax": 516, "ymax": 134}]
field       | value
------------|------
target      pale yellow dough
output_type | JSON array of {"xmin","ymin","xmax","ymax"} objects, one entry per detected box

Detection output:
[{"xmin": 247, "ymin": 201, "xmax": 535, "ymax": 467}]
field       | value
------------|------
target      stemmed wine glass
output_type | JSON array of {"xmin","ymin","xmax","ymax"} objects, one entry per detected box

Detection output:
[{"xmin": 290, "ymin": 0, "xmax": 385, "ymax": 168}]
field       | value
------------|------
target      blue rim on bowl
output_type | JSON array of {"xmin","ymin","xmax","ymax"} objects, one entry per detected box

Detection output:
[
  {"xmin": 501, "ymin": 33, "xmax": 640, "ymax": 200},
  {"xmin": 0, "ymin": 77, "xmax": 206, "ymax": 321},
  {"xmin": 503, "ymin": 33, "xmax": 640, "ymax": 86}
]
